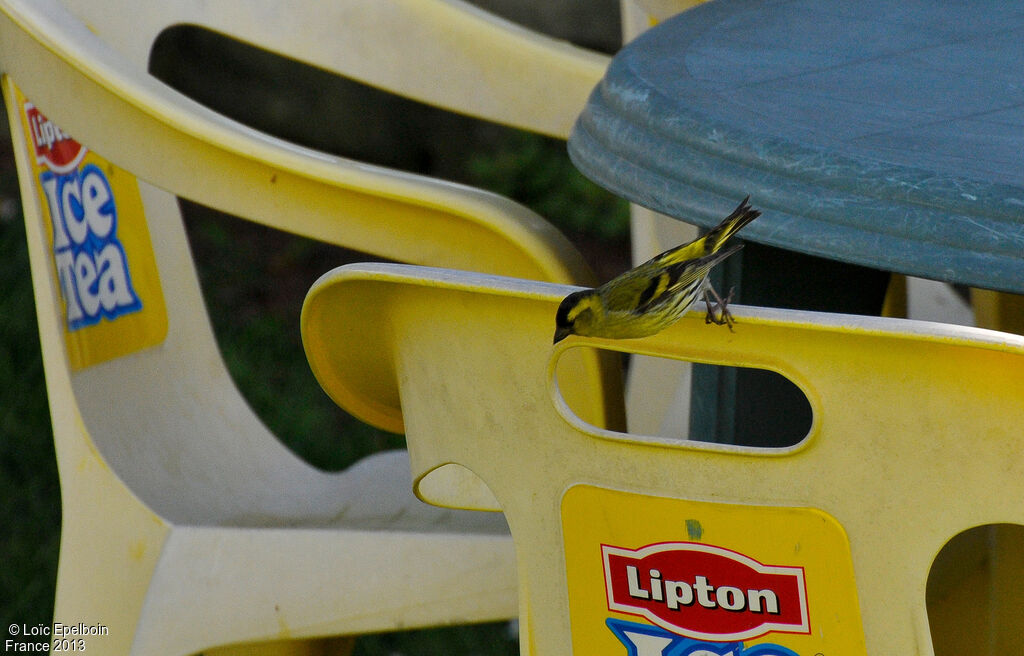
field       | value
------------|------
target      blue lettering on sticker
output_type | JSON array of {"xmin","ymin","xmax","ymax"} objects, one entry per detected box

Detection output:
[
  {"xmin": 40, "ymin": 163, "xmax": 141, "ymax": 330},
  {"xmin": 607, "ymin": 619, "xmax": 801, "ymax": 656}
]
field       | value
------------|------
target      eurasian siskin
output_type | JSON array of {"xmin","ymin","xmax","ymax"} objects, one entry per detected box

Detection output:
[{"xmin": 553, "ymin": 197, "xmax": 760, "ymax": 343}]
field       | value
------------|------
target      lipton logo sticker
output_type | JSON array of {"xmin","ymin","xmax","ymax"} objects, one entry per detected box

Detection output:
[
  {"xmin": 602, "ymin": 542, "xmax": 810, "ymax": 642},
  {"xmin": 7, "ymin": 79, "xmax": 167, "ymax": 369},
  {"xmin": 24, "ymin": 104, "xmax": 143, "ymax": 331},
  {"xmin": 25, "ymin": 103, "xmax": 86, "ymax": 173}
]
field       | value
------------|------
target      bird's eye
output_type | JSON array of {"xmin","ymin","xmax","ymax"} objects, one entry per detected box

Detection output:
[{"xmin": 572, "ymin": 306, "xmax": 593, "ymax": 331}]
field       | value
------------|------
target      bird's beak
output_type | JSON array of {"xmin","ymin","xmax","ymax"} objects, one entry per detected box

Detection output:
[{"xmin": 553, "ymin": 326, "xmax": 572, "ymax": 344}]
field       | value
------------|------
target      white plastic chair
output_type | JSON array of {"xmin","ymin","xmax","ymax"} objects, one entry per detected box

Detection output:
[{"xmin": 0, "ymin": 0, "xmax": 620, "ymax": 652}]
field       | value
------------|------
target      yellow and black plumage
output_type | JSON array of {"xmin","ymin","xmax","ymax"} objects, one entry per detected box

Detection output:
[{"xmin": 553, "ymin": 197, "xmax": 760, "ymax": 343}]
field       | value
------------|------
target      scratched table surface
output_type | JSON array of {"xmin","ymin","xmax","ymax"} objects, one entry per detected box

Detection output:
[{"xmin": 569, "ymin": 0, "xmax": 1024, "ymax": 294}]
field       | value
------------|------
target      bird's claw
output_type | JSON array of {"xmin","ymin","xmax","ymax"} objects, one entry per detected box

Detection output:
[{"xmin": 704, "ymin": 286, "xmax": 735, "ymax": 332}]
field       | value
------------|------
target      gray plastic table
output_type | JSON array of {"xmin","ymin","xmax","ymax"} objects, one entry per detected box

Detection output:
[{"xmin": 569, "ymin": 0, "xmax": 1024, "ymax": 295}]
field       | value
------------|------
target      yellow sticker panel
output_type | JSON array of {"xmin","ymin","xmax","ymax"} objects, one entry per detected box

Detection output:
[
  {"xmin": 562, "ymin": 485, "xmax": 866, "ymax": 655},
  {"xmin": 8, "ymin": 80, "xmax": 167, "ymax": 369}
]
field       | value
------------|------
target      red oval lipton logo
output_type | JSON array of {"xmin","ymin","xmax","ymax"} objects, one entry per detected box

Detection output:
[
  {"xmin": 602, "ymin": 542, "xmax": 810, "ymax": 642},
  {"xmin": 24, "ymin": 102, "xmax": 86, "ymax": 173}
]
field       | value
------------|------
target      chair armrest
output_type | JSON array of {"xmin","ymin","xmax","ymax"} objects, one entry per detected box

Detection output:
[{"xmin": 1, "ymin": 0, "xmax": 594, "ymax": 283}]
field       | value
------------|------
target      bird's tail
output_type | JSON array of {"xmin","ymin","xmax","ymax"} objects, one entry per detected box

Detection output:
[{"xmin": 704, "ymin": 196, "xmax": 761, "ymax": 254}]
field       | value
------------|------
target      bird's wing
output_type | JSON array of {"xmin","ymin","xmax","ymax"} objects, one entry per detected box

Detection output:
[
  {"xmin": 633, "ymin": 243, "xmax": 743, "ymax": 314},
  {"xmin": 601, "ymin": 269, "xmax": 659, "ymax": 313}
]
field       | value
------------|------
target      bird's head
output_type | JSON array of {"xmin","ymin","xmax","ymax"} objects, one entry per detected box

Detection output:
[{"xmin": 553, "ymin": 289, "xmax": 602, "ymax": 344}]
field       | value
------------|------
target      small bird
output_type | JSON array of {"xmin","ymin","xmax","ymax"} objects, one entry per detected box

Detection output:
[{"xmin": 553, "ymin": 197, "xmax": 760, "ymax": 344}]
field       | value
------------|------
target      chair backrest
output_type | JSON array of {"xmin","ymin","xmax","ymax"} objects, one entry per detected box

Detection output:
[
  {"xmin": 1, "ymin": 0, "xmax": 621, "ymax": 523},
  {"xmin": 302, "ymin": 262, "xmax": 1024, "ymax": 655},
  {"xmin": 54, "ymin": 0, "xmax": 624, "ymax": 432},
  {"xmin": 59, "ymin": 0, "xmax": 608, "ymax": 139}
]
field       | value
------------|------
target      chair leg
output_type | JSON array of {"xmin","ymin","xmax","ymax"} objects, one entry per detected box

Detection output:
[
  {"xmin": 50, "ymin": 463, "xmax": 169, "ymax": 655},
  {"xmin": 990, "ymin": 524, "xmax": 1024, "ymax": 655},
  {"xmin": 972, "ymin": 289, "xmax": 1024, "ymax": 335},
  {"xmin": 881, "ymin": 274, "xmax": 908, "ymax": 318}
]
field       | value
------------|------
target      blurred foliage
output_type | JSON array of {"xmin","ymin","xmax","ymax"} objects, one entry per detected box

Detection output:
[{"xmin": 466, "ymin": 132, "xmax": 630, "ymax": 243}]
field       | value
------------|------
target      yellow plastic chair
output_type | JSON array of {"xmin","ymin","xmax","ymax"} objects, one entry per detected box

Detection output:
[
  {"xmin": 303, "ymin": 262, "xmax": 1024, "ymax": 655},
  {"xmin": 0, "ymin": 0, "xmax": 621, "ymax": 652}
]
